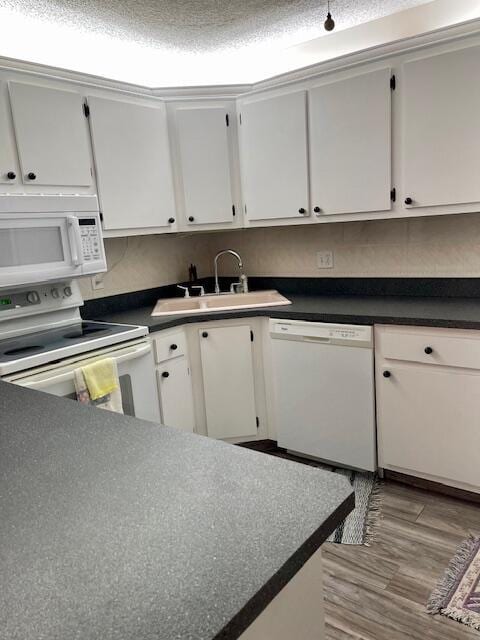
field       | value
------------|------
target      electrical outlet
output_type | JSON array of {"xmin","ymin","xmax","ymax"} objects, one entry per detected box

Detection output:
[
  {"xmin": 91, "ymin": 273, "xmax": 105, "ymax": 290},
  {"xmin": 317, "ymin": 250, "xmax": 334, "ymax": 269}
]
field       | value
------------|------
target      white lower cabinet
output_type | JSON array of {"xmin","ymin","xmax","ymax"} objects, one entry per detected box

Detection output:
[
  {"xmin": 156, "ymin": 357, "xmax": 195, "ymax": 432},
  {"xmin": 199, "ymin": 324, "xmax": 258, "ymax": 440},
  {"xmin": 151, "ymin": 329, "xmax": 195, "ymax": 433},
  {"xmin": 376, "ymin": 325, "xmax": 480, "ymax": 492},
  {"xmin": 151, "ymin": 320, "xmax": 268, "ymax": 442}
]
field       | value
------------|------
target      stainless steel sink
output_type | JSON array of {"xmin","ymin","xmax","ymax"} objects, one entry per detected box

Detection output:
[{"xmin": 151, "ymin": 290, "xmax": 291, "ymax": 317}]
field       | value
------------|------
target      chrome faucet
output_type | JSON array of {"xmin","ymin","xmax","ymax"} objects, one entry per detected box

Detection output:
[{"xmin": 214, "ymin": 250, "xmax": 248, "ymax": 295}]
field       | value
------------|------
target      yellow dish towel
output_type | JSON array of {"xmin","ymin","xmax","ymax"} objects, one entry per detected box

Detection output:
[{"xmin": 81, "ymin": 357, "xmax": 119, "ymax": 401}]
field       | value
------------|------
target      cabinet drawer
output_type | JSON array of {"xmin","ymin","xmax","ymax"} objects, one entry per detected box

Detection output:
[
  {"xmin": 379, "ymin": 326, "xmax": 480, "ymax": 370},
  {"xmin": 153, "ymin": 331, "xmax": 186, "ymax": 363}
]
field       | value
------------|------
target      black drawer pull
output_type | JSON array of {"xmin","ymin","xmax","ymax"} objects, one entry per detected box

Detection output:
[
  {"xmin": 170, "ymin": 344, "xmax": 178, "ymax": 351},
  {"xmin": 202, "ymin": 331, "xmax": 208, "ymax": 338},
  {"xmin": 161, "ymin": 371, "xmax": 170, "ymax": 378},
  {"xmin": 383, "ymin": 370, "xmax": 391, "ymax": 378},
  {"xmin": 424, "ymin": 346, "xmax": 433, "ymax": 355}
]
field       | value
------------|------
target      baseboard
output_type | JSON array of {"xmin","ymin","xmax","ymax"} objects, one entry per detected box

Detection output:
[{"xmin": 385, "ymin": 470, "xmax": 480, "ymax": 504}]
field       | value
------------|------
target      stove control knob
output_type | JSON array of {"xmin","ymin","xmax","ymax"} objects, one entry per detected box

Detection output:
[
  {"xmin": 63, "ymin": 286, "xmax": 72, "ymax": 298},
  {"xmin": 26, "ymin": 291, "xmax": 40, "ymax": 304},
  {"xmin": 51, "ymin": 288, "xmax": 60, "ymax": 299}
]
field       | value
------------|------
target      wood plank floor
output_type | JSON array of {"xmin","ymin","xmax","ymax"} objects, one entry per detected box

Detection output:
[
  {"xmin": 241, "ymin": 444, "xmax": 480, "ymax": 639},
  {"xmin": 323, "ymin": 481, "xmax": 480, "ymax": 639}
]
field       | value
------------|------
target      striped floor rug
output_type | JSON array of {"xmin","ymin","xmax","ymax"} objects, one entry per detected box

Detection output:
[{"xmin": 325, "ymin": 466, "xmax": 382, "ymax": 545}]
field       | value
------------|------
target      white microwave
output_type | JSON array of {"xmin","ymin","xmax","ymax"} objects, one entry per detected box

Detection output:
[{"xmin": 0, "ymin": 195, "xmax": 107, "ymax": 288}]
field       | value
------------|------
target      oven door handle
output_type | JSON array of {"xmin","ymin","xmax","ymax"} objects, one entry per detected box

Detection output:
[
  {"xmin": 67, "ymin": 216, "xmax": 84, "ymax": 267},
  {"xmin": 17, "ymin": 343, "xmax": 152, "ymax": 390}
]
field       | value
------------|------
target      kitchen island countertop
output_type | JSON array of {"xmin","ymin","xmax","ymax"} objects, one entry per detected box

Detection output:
[{"xmin": 0, "ymin": 380, "xmax": 353, "ymax": 640}]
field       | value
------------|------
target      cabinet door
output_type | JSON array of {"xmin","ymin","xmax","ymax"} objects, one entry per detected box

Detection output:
[
  {"xmin": 176, "ymin": 106, "xmax": 234, "ymax": 226},
  {"xmin": 88, "ymin": 96, "xmax": 176, "ymax": 231},
  {"xmin": 309, "ymin": 69, "xmax": 391, "ymax": 216},
  {"xmin": 0, "ymin": 82, "xmax": 19, "ymax": 185},
  {"xmin": 8, "ymin": 82, "xmax": 92, "ymax": 187},
  {"xmin": 377, "ymin": 364, "xmax": 480, "ymax": 489},
  {"xmin": 239, "ymin": 91, "xmax": 309, "ymax": 221},
  {"xmin": 157, "ymin": 357, "xmax": 195, "ymax": 432},
  {"xmin": 199, "ymin": 325, "xmax": 257, "ymax": 439},
  {"xmin": 402, "ymin": 45, "xmax": 480, "ymax": 208}
]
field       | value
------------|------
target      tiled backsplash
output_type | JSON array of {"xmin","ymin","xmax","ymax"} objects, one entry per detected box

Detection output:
[
  {"xmin": 79, "ymin": 233, "xmax": 215, "ymax": 300},
  {"xmin": 212, "ymin": 213, "xmax": 480, "ymax": 278},
  {"xmin": 81, "ymin": 213, "xmax": 480, "ymax": 300}
]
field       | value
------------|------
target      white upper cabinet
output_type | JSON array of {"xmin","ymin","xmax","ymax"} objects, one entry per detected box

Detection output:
[
  {"xmin": 402, "ymin": 45, "xmax": 480, "ymax": 209},
  {"xmin": 239, "ymin": 91, "xmax": 310, "ymax": 223},
  {"xmin": 175, "ymin": 106, "xmax": 235, "ymax": 227},
  {"xmin": 309, "ymin": 68, "xmax": 392, "ymax": 217},
  {"xmin": 88, "ymin": 96, "xmax": 176, "ymax": 232},
  {"xmin": 0, "ymin": 81, "xmax": 19, "ymax": 185},
  {"xmin": 8, "ymin": 82, "xmax": 92, "ymax": 187}
]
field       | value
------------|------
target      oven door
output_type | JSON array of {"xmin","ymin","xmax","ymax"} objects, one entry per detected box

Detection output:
[
  {"xmin": 6, "ymin": 340, "xmax": 160, "ymax": 423},
  {"xmin": 0, "ymin": 213, "xmax": 85, "ymax": 287}
]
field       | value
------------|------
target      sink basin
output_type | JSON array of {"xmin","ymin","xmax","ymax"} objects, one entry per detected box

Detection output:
[{"xmin": 151, "ymin": 290, "xmax": 291, "ymax": 317}]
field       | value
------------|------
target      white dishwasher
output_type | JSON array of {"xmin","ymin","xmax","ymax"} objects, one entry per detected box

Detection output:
[{"xmin": 270, "ymin": 319, "xmax": 376, "ymax": 471}]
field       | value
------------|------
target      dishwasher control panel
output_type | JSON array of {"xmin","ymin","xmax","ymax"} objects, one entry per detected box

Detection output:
[
  {"xmin": 327, "ymin": 327, "xmax": 366, "ymax": 340},
  {"xmin": 270, "ymin": 320, "xmax": 372, "ymax": 347}
]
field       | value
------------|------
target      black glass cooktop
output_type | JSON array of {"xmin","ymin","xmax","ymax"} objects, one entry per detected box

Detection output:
[{"xmin": 0, "ymin": 321, "xmax": 133, "ymax": 364}]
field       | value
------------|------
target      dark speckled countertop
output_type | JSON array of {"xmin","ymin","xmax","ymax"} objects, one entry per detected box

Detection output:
[
  {"xmin": 87, "ymin": 293, "xmax": 480, "ymax": 332},
  {"xmin": 0, "ymin": 381, "xmax": 353, "ymax": 640}
]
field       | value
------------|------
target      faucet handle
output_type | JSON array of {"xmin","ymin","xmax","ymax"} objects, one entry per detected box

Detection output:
[
  {"xmin": 240, "ymin": 273, "xmax": 248, "ymax": 293},
  {"xmin": 191, "ymin": 285, "xmax": 205, "ymax": 296},
  {"xmin": 177, "ymin": 285, "xmax": 190, "ymax": 298}
]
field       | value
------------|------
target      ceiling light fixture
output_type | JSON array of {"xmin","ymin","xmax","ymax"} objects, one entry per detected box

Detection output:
[{"xmin": 324, "ymin": 0, "xmax": 335, "ymax": 31}]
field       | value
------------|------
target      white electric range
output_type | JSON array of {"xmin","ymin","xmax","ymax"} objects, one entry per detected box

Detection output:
[{"xmin": 0, "ymin": 280, "xmax": 160, "ymax": 423}]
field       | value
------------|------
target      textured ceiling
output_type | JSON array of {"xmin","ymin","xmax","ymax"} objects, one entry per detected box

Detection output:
[{"xmin": 3, "ymin": 0, "xmax": 434, "ymax": 54}]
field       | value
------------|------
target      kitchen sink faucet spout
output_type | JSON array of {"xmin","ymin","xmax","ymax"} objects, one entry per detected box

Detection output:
[{"xmin": 214, "ymin": 250, "xmax": 247, "ymax": 295}]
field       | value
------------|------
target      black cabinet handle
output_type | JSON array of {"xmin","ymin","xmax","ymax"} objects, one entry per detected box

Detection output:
[
  {"xmin": 188, "ymin": 216, "xmax": 195, "ymax": 222},
  {"xmin": 383, "ymin": 370, "xmax": 391, "ymax": 378},
  {"xmin": 424, "ymin": 346, "xmax": 433, "ymax": 355},
  {"xmin": 6, "ymin": 171, "xmax": 16, "ymax": 180},
  {"xmin": 168, "ymin": 217, "xmax": 175, "ymax": 224},
  {"xmin": 404, "ymin": 197, "xmax": 413, "ymax": 205},
  {"xmin": 161, "ymin": 371, "xmax": 170, "ymax": 378},
  {"xmin": 298, "ymin": 208, "xmax": 306, "ymax": 214},
  {"xmin": 170, "ymin": 343, "xmax": 178, "ymax": 351},
  {"xmin": 313, "ymin": 206, "xmax": 321, "ymax": 213},
  {"xmin": 202, "ymin": 331, "xmax": 208, "ymax": 338},
  {"xmin": 27, "ymin": 172, "xmax": 36, "ymax": 180}
]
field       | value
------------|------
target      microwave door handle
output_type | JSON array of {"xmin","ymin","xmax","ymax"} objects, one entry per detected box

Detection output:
[
  {"xmin": 67, "ymin": 216, "xmax": 84, "ymax": 267},
  {"xmin": 17, "ymin": 343, "xmax": 152, "ymax": 390}
]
